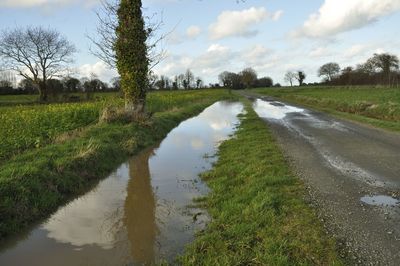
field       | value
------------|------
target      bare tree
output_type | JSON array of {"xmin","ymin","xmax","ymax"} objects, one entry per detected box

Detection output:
[
  {"xmin": 184, "ymin": 69, "xmax": 194, "ymax": 89},
  {"xmin": 88, "ymin": 0, "xmax": 167, "ymax": 70},
  {"xmin": 284, "ymin": 71, "xmax": 296, "ymax": 87},
  {"xmin": 318, "ymin": 62, "xmax": 340, "ymax": 82},
  {"xmin": 0, "ymin": 26, "xmax": 76, "ymax": 101}
]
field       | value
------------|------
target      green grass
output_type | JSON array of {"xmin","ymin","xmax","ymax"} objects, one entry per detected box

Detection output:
[
  {"xmin": 253, "ymin": 86, "xmax": 400, "ymax": 131},
  {"xmin": 0, "ymin": 89, "xmax": 230, "ymax": 162},
  {"xmin": 0, "ymin": 89, "xmax": 237, "ymax": 240},
  {"xmin": 180, "ymin": 100, "xmax": 342, "ymax": 266},
  {"xmin": 0, "ymin": 92, "xmax": 118, "ymax": 105}
]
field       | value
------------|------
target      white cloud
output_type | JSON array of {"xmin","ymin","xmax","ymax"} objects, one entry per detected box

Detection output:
[
  {"xmin": 271, "ymin": 10, "xmax": 284, "ymax": 21},
  {"xmin": 343, "ymin": 44, "xmax": 368, "ymax": 58},
  {"xmin": 0, "ymin": 0, "xmax": 98, "ymax": 9},
  {"xmin": 241, "ymin": 44, "xmax": 273, "ymax": 65},
  {"xmin": 77, "ymin": 61, "xmax": 117, "ymax": 83},
  {"xmin": 293, "ymin": 0, "xmax": 400, "ymax": 38},
  {"xmin": 209, "ymin": 7, "xmax": 282, "ymax": 40},
  {"xmin": 186, "ymin": 26, "xmax": 201, "ymax": 39},
  {"xmin": 309, "ymin": 47, "xmax": 332, "ymax": 58}
]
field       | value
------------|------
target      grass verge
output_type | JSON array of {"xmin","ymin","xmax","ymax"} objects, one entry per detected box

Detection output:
[
  {"xmin": 180, "ymin": 100, "xmax": 342, "ymax": 265},
  {"xmin": 253, "ymin": 86, "xmax": 400, "ymax": 132},
  {"xmin": 0, "ymin": 90, "xmax": 237, "ymax": 240}
]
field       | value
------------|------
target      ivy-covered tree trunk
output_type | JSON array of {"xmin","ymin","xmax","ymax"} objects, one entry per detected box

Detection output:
[{"xmin": 115, "ymin": 0, "xmax": 149, "ymax": 117}]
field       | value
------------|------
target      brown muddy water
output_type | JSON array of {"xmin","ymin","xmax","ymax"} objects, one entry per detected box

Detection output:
[{"xmin": 0, "ymin": 101, "xmax": 244, "ymax": 266}]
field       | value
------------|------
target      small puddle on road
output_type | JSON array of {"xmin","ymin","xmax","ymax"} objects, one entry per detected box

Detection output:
[
  {"xmin": 361, "ymin": 195, "xmax": 400, "ymax": 207},
  {"xmin": 0, "ymin": 101, "xmax": 244, "ymax": 266},
  {"xmin": 252, "ymin": 98, "xmax": 305, "ymax": 120}
]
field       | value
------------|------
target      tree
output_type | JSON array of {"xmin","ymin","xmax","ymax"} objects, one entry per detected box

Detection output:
[
  {"xmin": 184, "ymin": 69, "xmax": 194, "ymax": 89},
  {"xmin": 284, "ymin": 71, "xmax": 296, "ymax": 86},
  {"xmin": 89, "ymin": 0, "xmax": 166, "ymax": 70},
  {"xmin": 240, "ymin": 67, "xmax": 257, "ymax": 89},
  {"xmin": 115, "ymin": 0, "xmax": 149, "ymax": 116},
  {"xmin": 155, "ymin": 75, "xmax": 169, "ymax": 90},
  {"xmin": 318, "ymin": 62, "xmax": 340, "ymax": 82},
  {"xmin": 110, "ymin": 77, "xmax": 121, "ymax": 90},
  {"xmin": 63, "ymin": 77, "xmax": 81, "ymax": 93},
  {"xmin": 228, "ymin": 72, "xmax": 244, "ymax": 90},
  {"xmin": 295, "ymin": 71, "xmax": 306, "ymax": 86},
  {"xmin": 218, "ymin": 71, "xmax": 231, "ymax": 87},
  {"xmin": 177, "ymin": 74, "xmax": 185, "ymax": 89},
  {"xmin": 47, "ymin": 79, "xmax": 64, "ymax": 100},
  {"xmin": 366, "ymin": 53, "xmax": 399, "ymax": 85},
  {"xmin": 195, "ymin": 77, "xmax": 203, "ymax": 89},
  {"xmin": 0, "ymin": 26, "xmax": 76, "ymax": 101},
  {"xmin": 256, "ymin": 77, "xmax": 273, "ymax": 88}
]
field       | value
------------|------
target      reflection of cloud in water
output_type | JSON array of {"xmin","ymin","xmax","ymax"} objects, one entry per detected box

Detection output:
[
  {"xmin": 201, "ymin": 102, "xmax": 244, "ymax": 131},
  {"xmin": 253, "ymin": 99, "xmax": 305, "ymax": 120},
  {"xmin": 43, "ymin": 166, "xmax": 130, "ymax": 249},
  {"xmin": 190, "ymin": 138, "xmax": 204, "ymax": 150},
  {"xmin": 167, "ymin": 102, "xmax": 243, "ymax": 151}
]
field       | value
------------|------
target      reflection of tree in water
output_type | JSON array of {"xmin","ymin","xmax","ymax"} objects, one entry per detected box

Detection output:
[{"xmin": 124, "ymin": 147, "xmax": 158, "ymax": 265}]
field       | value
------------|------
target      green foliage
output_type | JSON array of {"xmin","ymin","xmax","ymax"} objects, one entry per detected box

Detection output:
[
  {"xmin": 115, "ymin": 0, "xmax": 149, "ymax": 111},
  {"xmin": 254, "ymin": 86, "xmax": 400, "ymax": 131},
  {"xmin": 180, "ymin": 101, "xmax": 341, "ymax": 265}
]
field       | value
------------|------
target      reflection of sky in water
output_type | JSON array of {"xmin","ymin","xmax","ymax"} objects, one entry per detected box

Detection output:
[
  {"xmin": 0, "ymin": 101, "xmax": 243, "ymax": 266},
  {"xmin": 253, "ymin": 99, "xmax": 304, "ymax": 120},
  {"xmin": 361, "ymin": 195, "xmax": 399, "ymax": 207},
  {"xmin": 44, "ymin": 166, "xmax": 129, "ymax": 249}
]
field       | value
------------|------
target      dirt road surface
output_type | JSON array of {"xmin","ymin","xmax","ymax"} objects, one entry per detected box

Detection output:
[{"xmin": 240, "ymin": 91, "xmax": 400, "ymax": 265}]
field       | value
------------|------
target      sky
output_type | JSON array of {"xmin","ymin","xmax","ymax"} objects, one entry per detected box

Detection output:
[{"xmin": 1, "ymin": 0, "xmax": 400, "ymax": 85}]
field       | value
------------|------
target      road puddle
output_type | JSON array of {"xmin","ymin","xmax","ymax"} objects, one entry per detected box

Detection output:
[
  {"xmin": 252, "ymin": 98, "xmax": 305, "ymax": 120},
  {"xmin": 361, "ymin": 195, "xmax": 400, "ymax": 207},
  {"xmin": 0, "ymin": 101, "xmax": 244, "ymax": 266}
]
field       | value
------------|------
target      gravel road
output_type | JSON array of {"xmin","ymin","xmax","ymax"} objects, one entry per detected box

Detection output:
[{"xmin": 240, "ymin": 91, "xmax": 400, "ymax": 265}]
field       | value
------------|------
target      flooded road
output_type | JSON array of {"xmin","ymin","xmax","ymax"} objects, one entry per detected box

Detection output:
[
  {"xmin": 243, "ymin": 92, "xmax": 400, "ymax": 265},
  {"xmin": 0, "ymin": 101, "xmax": 244, "ymax": 266}
]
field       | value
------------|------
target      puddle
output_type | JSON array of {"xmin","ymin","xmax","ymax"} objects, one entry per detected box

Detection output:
[
  {"xmin": 252, "ymin": 99, "xmax": 305, "ymax": 120},
  {"xmin": 361, "ymin": 195, "xmax": 399, "ymax": 207},
  {"xmin": 0, "ymin": 101, "xmax": 244, "ymax": 266}
]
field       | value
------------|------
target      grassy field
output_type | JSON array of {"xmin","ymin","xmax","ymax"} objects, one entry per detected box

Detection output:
[
  {"xmin": 180, "ymin": 100, "xmax": 341, "ymax": 265},
  {"xmin": 253, "ymin": 86, "xmax": 400, "ymax": 131},
  {"xmin": 0, "ymin": 89, "xmax": 236, "ymax": 240},
  {"xmin": 0, "ymin": 92, "xmax": 118, "ymax": 105},
  {"xmin": 0, "ymin": 90, "xmax": 228, "ymax": 162}
]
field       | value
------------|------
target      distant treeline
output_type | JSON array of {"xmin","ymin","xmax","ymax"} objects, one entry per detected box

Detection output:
[
  {"xmin": 0, "ymin": 75, "xmax": 120, "ymax": 96},
  {"xmin": 218, "ymin": 68, "xmax": 276, "ymax": 90},
  {"xmin": 316, "ymin": 52, "xmax": 399, "ymax": 87}
]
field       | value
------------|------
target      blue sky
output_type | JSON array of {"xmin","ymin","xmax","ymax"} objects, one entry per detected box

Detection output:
[{"xmin": 1, "ymin": 0, "xmax": 400, "ymax": 85}]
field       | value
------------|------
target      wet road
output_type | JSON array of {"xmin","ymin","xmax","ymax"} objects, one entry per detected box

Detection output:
[{"xmin": 242, "ymin": 91, "xmax": 400, "ymax": 265}]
